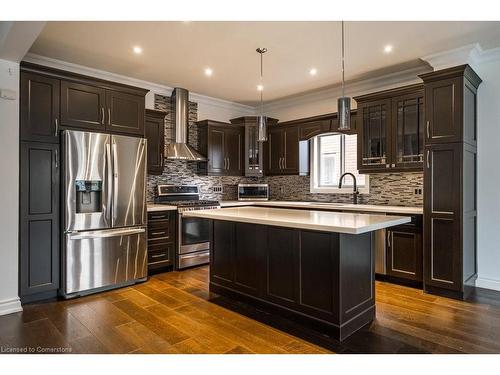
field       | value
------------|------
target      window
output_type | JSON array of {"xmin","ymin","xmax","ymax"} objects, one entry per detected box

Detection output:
[{"xmin": 310, "ymin": 133, "xmax": 369, "ymax": 193}]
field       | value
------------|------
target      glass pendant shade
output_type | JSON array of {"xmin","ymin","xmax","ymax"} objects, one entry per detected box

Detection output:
[
  {"xmin": 337, "ymin": 96, "xmax": 351, "ymax": 130},
  {"xmin": 257, "ymin": 115, "xmax": 268, "ymax": 142}
]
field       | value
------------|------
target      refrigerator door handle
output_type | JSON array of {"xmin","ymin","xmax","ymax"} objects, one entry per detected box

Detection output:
[
  {"xmin": 112, "ymin": 141, "xmax": 118, "ymax": 224},
  {"xmin": 68, "ymin": 227, "xmax": 146, "ymax": 240},
  {"xmin": 105, "ymin": 142, "xmax": 113, "ymax": 225}
]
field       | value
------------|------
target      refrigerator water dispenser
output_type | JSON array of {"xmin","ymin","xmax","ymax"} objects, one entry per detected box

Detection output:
[{"xmin": 75, "ymin": 180, "xmax": 102, "ymax": 213}]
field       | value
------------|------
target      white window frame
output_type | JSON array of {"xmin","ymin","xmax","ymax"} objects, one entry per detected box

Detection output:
[{"xmin": 310, "ymin": 133, "xmax": 370, "ymax": 194}]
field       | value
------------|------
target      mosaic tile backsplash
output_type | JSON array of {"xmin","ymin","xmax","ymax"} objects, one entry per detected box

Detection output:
[{"xmin": 147, "ymin": 94, "xmax": 423, "ymax": 207}]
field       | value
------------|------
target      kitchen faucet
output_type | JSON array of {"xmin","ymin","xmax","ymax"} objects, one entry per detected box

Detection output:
[{"xmin": 338, "ymin": 172, "xmax": 359, "ymax": 204}]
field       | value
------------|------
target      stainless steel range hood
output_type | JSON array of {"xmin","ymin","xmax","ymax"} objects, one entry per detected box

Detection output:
[{"xmin": 164, "ymin": 88, "xmax": 206, "ymax": 161}]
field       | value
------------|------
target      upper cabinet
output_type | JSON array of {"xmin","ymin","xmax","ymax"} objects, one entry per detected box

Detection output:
[
  {"xmin": 20, "ymin": 72, "xmax": 60, "ymax": 143},
  {"xmin": 197, "ymin": 120, "xmax": 244, "ymax": 176},
  {"xmin": 266, "ymin": 125, "xmax": 300, "ymax": 175},
  {"xmin": 145, "ymin": 109, "xmax": 167, "ymax": 175},
  {"xmin": 230, "ymin": 116, "xmax": 278, "ymax": 177},
  {"xmin": 21, "ymin": 62, "xmax": 148, "ymax": 138},
  {"xmin": 106, "ymin": 90, "xmax": 146, "ymax": 136},
  {"xmin": 419, "ymin": 65, "xmax": 480, "ymax": 147},
  {"xmin": 354, "ymin": 84, "xmax": 424, "ymax": 173},
  {"xmin": 60, "ymin": 81, "xmax": 106, "ymax": 131},
  {"xmin": 392, "ymin": 92, "xmax": 425, "ymax": 169}
]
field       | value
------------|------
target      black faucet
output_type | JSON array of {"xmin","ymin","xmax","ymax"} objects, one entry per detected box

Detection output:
[{"xmin": 338, "ymin": 172, "xmax": 359, "ymax": 204}]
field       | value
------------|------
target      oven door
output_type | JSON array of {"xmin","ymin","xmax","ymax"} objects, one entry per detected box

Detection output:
[{"xmin": 179, "ymin": 214, "xmax": 210, "ymax": 254}]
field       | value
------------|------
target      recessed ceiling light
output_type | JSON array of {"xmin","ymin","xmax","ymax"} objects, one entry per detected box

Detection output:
[
  {"xmin": 204, "ymin": 68, "xmax": 213, "ymax": 77},
  {"xmin": 257, "ymin": 85, "xmax": 264, "ymax": 91},
  {"xmin": 309, "ymin": 68, "xmax": 318, "ymax": 76},
  {"xmin": 384, "ymin": 45, "xmax": 393, "ymax": 54},
  {"xmin": 133, "ymin": 46, "xmax": 143, "ymax": 55}
]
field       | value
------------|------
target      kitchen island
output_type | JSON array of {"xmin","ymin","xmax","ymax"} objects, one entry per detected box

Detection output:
[{"xmin": 184, "ymin": 206, "xmax": 410, "ymax": 340}]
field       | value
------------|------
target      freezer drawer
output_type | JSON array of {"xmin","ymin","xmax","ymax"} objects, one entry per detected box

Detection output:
[{"xmin": 64, "ymin": 227, "xmax": 147, "ymax": 296}]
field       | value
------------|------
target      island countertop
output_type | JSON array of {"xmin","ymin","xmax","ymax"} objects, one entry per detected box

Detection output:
[
  {"xmin": 220, "ymin": 200, "xmax": 423, "ymax": 215},
  {"xmin": 183, "ymin": 206, "xmax": 410, "ymax": 234}
]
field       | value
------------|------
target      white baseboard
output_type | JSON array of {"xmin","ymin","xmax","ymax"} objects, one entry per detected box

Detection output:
[
  {"xmin": 0, "ymin": 297, "xmax": 23, "ymax": 316},
  {"xmin": 475, "ymin": 277, "xmax": 500, "ymax": 292}
]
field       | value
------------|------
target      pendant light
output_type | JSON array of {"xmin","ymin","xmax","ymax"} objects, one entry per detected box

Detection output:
[
  {"xmin": 337, "ymin": 20, "xmax": 351, "ymax": 131},
  {"xmin": 256, "ymin": 47, "xmax": 268, "ymax": 142}
]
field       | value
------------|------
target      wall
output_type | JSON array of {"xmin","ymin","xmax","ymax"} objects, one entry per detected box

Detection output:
[
  {"xmin": 0, "ymin": 59, "xmax": 22, "ymax": 315},
  {"xmin": 147, "ymin": 94, "xmax": 423, "ymax": 206},
  {"xmin": 475, "ymin": 58, "xmax": 500, "ymax": 291}
]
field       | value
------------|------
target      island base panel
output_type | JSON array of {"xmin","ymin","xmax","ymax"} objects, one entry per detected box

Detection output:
[{"xmin": 208, "ymin": 220, "xmax": 375, "ymax": 341}]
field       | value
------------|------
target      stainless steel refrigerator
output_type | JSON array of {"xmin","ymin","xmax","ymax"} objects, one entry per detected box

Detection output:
[{"xmin": 62, "ymin": 130, "xmax": 147, "ymax": 298}]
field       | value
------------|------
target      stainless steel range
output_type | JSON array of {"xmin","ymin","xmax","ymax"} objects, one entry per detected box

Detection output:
[{"xmin": 155, "ymin": 185, "xmax": 220, "ymax": 269}]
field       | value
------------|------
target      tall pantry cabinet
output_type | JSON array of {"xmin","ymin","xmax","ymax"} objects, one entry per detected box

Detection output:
[{"xmin": 419, "ymin": 65, "xmax": 481, "ymax": 300}]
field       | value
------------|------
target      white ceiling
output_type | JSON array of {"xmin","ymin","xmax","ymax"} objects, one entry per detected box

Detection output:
[{"xmin": 29, "ymin": 21, "xmax": 500, "ymax": 105}]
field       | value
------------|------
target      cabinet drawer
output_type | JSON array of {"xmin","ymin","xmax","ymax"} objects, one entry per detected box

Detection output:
[
  {"xmin": 148, "ymin": 243, "xmax": 173, "ymax": 265},
  {"xmin": 148, "ymin": 222, "xmax": 173, "ymax": 242},
  {"xmin": 148, "ymin": 211, "xmax": 174, "ymax": 222}
]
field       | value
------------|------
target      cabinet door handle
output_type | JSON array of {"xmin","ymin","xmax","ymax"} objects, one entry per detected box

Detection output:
[
  {"xmin": 108, "ymin": 108, "xmax": 111, "ymax": 126},
  {"xmin": 54, "ymin": 118, "xmax": 58, "ymax": 136},
  {"xmin": 54, "ymin": 149, "xmax": 58, "ymax": 169},
  {"xmin": 224, "ymin": 157, "xmax": 227, "ymax": 170},
  {"xmin": 426, "ymin": 121, "xmax": 430, "ymax": 139},
  {"xmin": 227, "ymin": 157, "xmax": 230, "ymax": 170},
  {"xmin": 387, "ymin": 230, "xmax": 391, "ymax": 247},
  {"xmin": 150, "ymin": 254, "xmax": 166, "ymax": 259},
  {"xmin": 101, "ymin": 107, "xmax": 105, "ymax": 124},
  {"xmin": 278, "ymin": 157, "xmax": 281, "ymax": 169},
  {"xmin": 426, "ymin": 150, "xmax": 430, "ymax": 169}
]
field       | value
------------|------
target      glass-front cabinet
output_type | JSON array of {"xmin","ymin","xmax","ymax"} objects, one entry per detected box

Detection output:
[
  {"xmin": 355, "ymin": 84, "xmax": 424, "ymax": 173},
  {"xmin": 392, "ymin": 92, "xmax": 424, "ymax": 169},
  {"xmin": 230, "ymin": 116, "xmax": 278, "ymax": 177},
  {"xmin": 245, "ymin": 122, "xmax": 262, "ymax": 176},
  {"xmin": 358, "ymin": 99, "xmax": 391, "ymax": 171}
]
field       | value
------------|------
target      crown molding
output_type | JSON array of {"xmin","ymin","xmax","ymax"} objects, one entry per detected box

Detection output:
[
  {"xmin": 422, "ymin": 43, "xmax": 482, "ymax": 71},
  {"xmin": 422, "ymin": 43, "xmax": 500, "ymax": 71},
  {"xmin": 23, "ymin": 53, "xmax": 254, "ymax": 114},
  {"xmin": 263, "ymin": 62, "xmax": 430, "ymax": 113}
]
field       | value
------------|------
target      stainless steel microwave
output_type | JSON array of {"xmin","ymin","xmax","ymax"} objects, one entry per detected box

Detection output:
[{"xmin": 238, "ymin": 184, "xmax": 269, "ymax": 201}]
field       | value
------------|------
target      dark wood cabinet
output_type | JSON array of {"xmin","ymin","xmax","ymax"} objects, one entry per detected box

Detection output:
[
  {"xmin": 209, "ymin": 221, "xmax": 375, "ymax": 340},
  {"xmin": 21, "ymin": 62, "xmax": 148, "ymax": 138},
  {"xmin": 19, "ymin": 142, "xmax": 60, "ymax": 302},
  {"xmin": 357, "ymin": 98, "xmax": 392, "ymax": 172},
  {"xmin": 266, "ymin": 125, "xmax": 300, "ymax": 175},
  {"xmin": 106, "ymin": 90, "xmax": 145, "ymax": 136},
  {"xmin": 147, "ymin": 210, "xmax": 176, "ymax": 272},
  {"xmin": 386, "ymin": 225, "xmax": 423, "ymax": 282},
  {"xmin": 197, "ymin": 120, "xmax": 244, "ymax": 176},
  {"xmin": 20, "ymin": 72, "xmax": 60, "ymax": 143},
  {"xmin": 355, "ymin": 84, "xmax": 424, "ymax": 173},
  {"xmin": 420, "ymin": 65, "xmax": 481, "ymax": 300},
  {"xmin": 229, "ymin": 117, "xmax": 278, "ymax": 177},
  {"xmin": 298, "ymin": 118, "xmax": 332, "ymax": 140},
  {"xmin": 392, "ymin": 92, "xmax": 425, "ymax": 169},
  {"xmin": 145, "ymin": 109, "xmax": 167, "ymax": 175},
  {"xmin": 60, "ymin": 81, "xmax": 106, "ymax": 131}
]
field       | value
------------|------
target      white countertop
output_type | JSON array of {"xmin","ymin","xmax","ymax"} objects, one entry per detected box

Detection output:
[
  {"xmin": 220, "ymin": 200, "xmax": 423, "ymax": 215},
  {"xmin": 147, "ymin": 203, "xmax": 178, "ymax": 212},
  {"xmin": 184, "ymin": 206, "xmax": 411, "ymax": 234}
]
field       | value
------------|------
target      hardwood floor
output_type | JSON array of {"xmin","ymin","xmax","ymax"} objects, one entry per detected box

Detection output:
[{"xmin": 1, "ymin": 266, "xmax": 500, "ymax": 354}]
